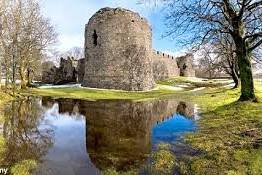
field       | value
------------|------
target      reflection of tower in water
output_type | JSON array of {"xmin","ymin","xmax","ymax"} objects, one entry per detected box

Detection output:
[{"xmin": 41, "ymin": 97, "xmax": 196, "ymax": 172}]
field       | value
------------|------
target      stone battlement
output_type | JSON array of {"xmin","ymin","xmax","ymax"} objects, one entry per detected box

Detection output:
[
  {"xmin": 154, "ymin": 50, "xmax": 176, "ymax": 60},
  {"xmin": 152, "ymin": 50, "xmax": 195, "ymax": 81}
]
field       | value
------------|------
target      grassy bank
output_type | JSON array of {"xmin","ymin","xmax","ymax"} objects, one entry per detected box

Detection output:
[
  {"xmin": 177, "ymin": 81, "xmax": 262, "ymax": 175},
  {"xmin": 24, "ymin": 77, "xmax": 234, "ymax": 101},
  {"xmin": 23, "ymin": 85, "xmax": 187, "ymax": 101},
  {"xmin": 0, "ymin": 92, "xmax": 11, "ymax": 123}
]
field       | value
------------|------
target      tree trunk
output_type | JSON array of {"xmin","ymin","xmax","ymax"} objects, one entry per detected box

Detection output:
[
  {"xmin": 236, "ymin": 43, "xmax": 256, "ymax": 101},
  {"xmin": 230, "ymin": 65, "xmax": 239, "ymax": 89},
  {"xmin": 26, "ymin": 68, "xmax": 31, "ymax": 86},
  {"xmin": 26, "ymin": 68, "xmax": 34, "ymax": 87},
  {"xmin": 4, "ymin": 63, "xmax": 10, "ymax": 89},
  {"xmin": 20, "ymin": 67, "xmax": 27, "ymax": 89},
  {"xmin": 20, "ymin": 77, "xmax": 27, "ymax": 89}
]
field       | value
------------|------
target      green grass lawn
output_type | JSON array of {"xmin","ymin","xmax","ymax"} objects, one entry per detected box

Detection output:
[
  {"xmin": 9, "ymin": 77, "xmax": 224, "ymax": 103},
  {"xmin": 23, "ymin": 85, "xmax": 187, "ymax": 101},
  {"xmin": 22, "ymin": 77, "xmax": 233, "ymax": 101},
  {"xmin": 176, "ymin": 80, "xmax": 262, "ymax": 175}
]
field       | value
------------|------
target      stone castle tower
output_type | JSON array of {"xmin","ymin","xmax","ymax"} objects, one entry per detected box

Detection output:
[
  {"xmin": 82, "ymin": 7, "xmax": 155, "ymax": 91},
  {"xmin": 176, "ymin": 54, "xmax": 195, "ymax": 77}
]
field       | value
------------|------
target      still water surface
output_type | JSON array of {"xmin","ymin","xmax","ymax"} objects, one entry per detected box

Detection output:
[{"xmin": 2, "ymin": 97, "xmax": 198, "ymax": 174}]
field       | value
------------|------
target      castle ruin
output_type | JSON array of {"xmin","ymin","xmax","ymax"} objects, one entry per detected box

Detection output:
[
  {"xmin": 82, "ymin": 7, "xmax": 195, "ymax": 90},
  {"xmin": 42, "ymin": 57, "xmax": 77, "ymax": 85},
  {"xmin": 42, "ymin": 7, "xmax": 195, "ymax": 90},
  {"xmin": 82, "ymin": 7, "xmax": 155, "ymax": 91}
]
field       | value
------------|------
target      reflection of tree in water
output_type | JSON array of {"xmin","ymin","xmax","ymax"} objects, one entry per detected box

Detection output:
[
  {"xmin": 2, "ymin": 97, "xmax": 54, "ymax": 165},
  {"xmin": 42, "ymin": 97, "xmax": 82, "ymax": 120}
]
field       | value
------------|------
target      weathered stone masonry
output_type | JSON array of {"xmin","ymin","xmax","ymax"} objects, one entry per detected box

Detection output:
[
  {"xmin": 82, "ymin": 7, "xmax": 155, "ymax": 91},
  {"xmin": 176, "ymin": 54, "xmax": 195, "ymax": 77},
  {"xmin": 152, "ymin": 52, "xmax": 195, "ymax": 81},
  {"xmin": 153, "ymin": 50, "xmax": 180, "ymax": 81},
  {"xmin": 42, "ymin": 57, "xmax": 77, "ymax": 84},
  {"xmin": 77, "ymin": 58, "xmax": 86, "ymax": 83}
]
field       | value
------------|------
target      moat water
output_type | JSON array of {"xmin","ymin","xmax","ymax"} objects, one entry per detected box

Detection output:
[{"xmin": 1, "ymin": 97, "xmax": 199, "ymax": 175}]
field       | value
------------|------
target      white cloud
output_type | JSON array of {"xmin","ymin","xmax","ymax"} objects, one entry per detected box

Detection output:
[{"xmin": 57, "ymin": 35, "xmax": 84, "ymax": 52}]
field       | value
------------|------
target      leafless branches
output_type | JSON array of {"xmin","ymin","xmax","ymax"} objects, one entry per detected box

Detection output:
[
  {"xmin": 144, "ymin": 0, "xmax": 261, "ymax": 100},
  {"xmin": 0, "ymin": 0, "xmax": 57, "ymax": 89}
]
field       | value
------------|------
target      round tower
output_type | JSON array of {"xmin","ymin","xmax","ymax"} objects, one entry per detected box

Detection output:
[{"xmin": 82, "ymin": 7, "xmax": 155, "ymax": 91}]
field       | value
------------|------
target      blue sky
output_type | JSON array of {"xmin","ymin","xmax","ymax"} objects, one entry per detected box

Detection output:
[{"xmin": 41, "ymin": 0, "xmax": 184, "ymax": 55}]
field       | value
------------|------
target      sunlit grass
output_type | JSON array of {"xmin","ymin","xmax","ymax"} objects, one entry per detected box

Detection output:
[
  {"xmin": 23, "ymin": 85, "xmax": 185, "ymax": 101},
  {"xmin": 179, "ymin": 83, "xmax": 262, "ymax": 174},
  {"xmin": 151, "ymin": 144, "xmax": 176, "ymax": 174},
  {"xmin": 22, "ymin": 77, "xmax": 231, "ymax": 101}
]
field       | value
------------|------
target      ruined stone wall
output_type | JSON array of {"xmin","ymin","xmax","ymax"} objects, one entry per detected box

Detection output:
[
  {"xmin": 77, "ymin": 58, "xmax": 85, "ymax": 83},
  {"xmin": 176, "ymin": 54, "xmax": 195, "ymax": 77},
  {"xmin": 153, "ymin": 51, "xmax": 180, "ymax": 81},
  {"xmin": 41, "ymin": 57, "xmax": 78, "ymax": 84},
  {"xmin": 54, "ymin": 57, "xmax": 77, "ymax": 84},
  {"xmin": 83, "ymin": 7, "xmax": 155, "ymax": 91},
  {"xmin": 41, "ymin": 61, "xmax": 57, "ymax": 84}
]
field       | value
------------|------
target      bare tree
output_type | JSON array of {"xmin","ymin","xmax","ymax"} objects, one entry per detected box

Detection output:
[
  {"xmin": 64, "ymin": 47, "xmax": 84, "ymax": 60},
  {"xmin": 0, "ymin": 0, "xmax": 18, "ymax": 90},
  {"xmin": 215, "ymin": 35, "xmax": 240, "ymax": 88},
  {"xmin": 197, "ymin": 45, "xmax": 222, "ymax": 79},
  {"xmin": 0, "ymin": 0, "xmax": 57, "ymax": 89},
  {"xmin": 145, "ymin": 0, "xmax": 262, "ymax": 101}
]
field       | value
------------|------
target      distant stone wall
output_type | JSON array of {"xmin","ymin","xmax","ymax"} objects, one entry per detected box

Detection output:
[
  {"xmin": 153, "ymin": 51, "xmax": 180, "ymax": 81},
  {"xmin": 41, "ymin": 57, "xmax": 77, "ymax": 84},
  {"xmin": 77, "ymin": 58, "xmax": 85, "ymax": 83},
  {"xmin": 41, "ymin": 61, "xmax": 57, "ymax": 84},
  {"xmin": 54, "ymin": 57, "xmax": 77, "ymax": 84},
  {"xmin": 176, "ymin": 54, "xmax": 195, "ymax": 77},
  {"xmin": 83, "ymin": 7, "xmax": 155, "ymax": 91}
]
